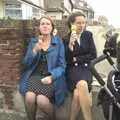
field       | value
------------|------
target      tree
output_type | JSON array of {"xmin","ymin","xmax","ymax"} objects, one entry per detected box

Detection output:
[{"xmin": 98, "ymin": 15, "xmax": 108, "ymax": 26}]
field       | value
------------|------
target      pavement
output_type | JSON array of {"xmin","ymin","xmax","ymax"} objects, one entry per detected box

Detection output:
[{"xmin": 0, "ymin": 85, "xmax": 106, "ymax": 120}]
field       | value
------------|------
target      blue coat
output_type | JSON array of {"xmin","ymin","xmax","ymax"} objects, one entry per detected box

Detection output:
[{"xmin": 19, "ymin": 36, "xmax": 68, "ymax": 107}]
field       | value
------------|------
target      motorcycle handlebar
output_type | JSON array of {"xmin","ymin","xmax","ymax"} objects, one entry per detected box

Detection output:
[{"xmin": 90, "ymin": 54, "xmax": 108, "ymax": 86}]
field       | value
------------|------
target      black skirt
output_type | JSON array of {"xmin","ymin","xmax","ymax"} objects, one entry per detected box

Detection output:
[{"xmin": 67, "ymin": 63, "xmax": 92, "ymax": 92}]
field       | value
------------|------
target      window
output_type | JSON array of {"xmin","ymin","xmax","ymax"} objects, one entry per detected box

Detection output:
[
  {"xmin": 32, "ymin": 8, "xmax": 40, "ymax": 18},
  {"xmin": 5, "ymin": 2, "xmax": 22, "ymax": 19},
  {"xmin": 50, "ymin": 16, "xmax": 56, "ymax": 20},
  {"xmin": 5, "ymin": 9, "xmax": 22, "ymax": 19}
]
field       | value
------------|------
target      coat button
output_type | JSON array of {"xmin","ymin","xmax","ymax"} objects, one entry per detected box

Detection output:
[
  {"xmin": 75, "ymin": 63, "xmax": 78, "ymax": 66},
  {"xmin": 85, "ymin": 63, "xmax": 88, "ymax": 67},
  {"xmin": 73, "ymin": 57, "xmax": 77, "ymax": 62}
]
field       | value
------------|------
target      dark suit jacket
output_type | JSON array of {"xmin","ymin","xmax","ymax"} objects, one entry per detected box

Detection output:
[{"xmin": 63, "ymin": 30, "xmax": 97, "ymax": 67}]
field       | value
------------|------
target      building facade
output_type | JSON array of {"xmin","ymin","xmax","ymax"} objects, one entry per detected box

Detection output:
[
  {"xmin": 0, "ymin": 0, "xmax": 45, "ymax": 19},
  {"xmin": 44, "ymin": 0, "xmax": 94, "ymax": 21},
  {"xmin": 71, "ymin": 0, "xmax": 94, "ymax": 19},
  {"xmin": 44, "ymin": 0, "xmax": 72, "ymax": 20}
]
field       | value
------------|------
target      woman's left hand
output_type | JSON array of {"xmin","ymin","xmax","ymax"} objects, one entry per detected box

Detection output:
[{"xmin": 41, "ymin": 76, "xmax": 52, "ymax": 84}]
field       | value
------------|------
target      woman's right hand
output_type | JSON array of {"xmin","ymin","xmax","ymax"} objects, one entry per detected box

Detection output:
[
  {"xmin": 33, "ymin": 39, "xmax": 42, "ymax": 54},
  {"xmin": 41, "ymin": 76, "xmax": 52, "ymax": 85},
  {"xmin": 69, "ymin": 33, "xmax": 77, "ymax": 46},
  {"xmin": 69, "ymin": 33, "xmax": 77, "ymax": 51}
]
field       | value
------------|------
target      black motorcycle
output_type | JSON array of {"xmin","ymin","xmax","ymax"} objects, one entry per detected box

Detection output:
[{"xmin": 90, "ymin": 33, "xmax": 120, "ymax": 120}]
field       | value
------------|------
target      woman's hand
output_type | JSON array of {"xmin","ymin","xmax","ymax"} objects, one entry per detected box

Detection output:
[
  {"xmin": 69, "ymin": 33, "xmax": 77, "ymax": 51},
  {"xmin": 70, "ymin": 33, "xmax": 77, "ymax": 45},
  {"xmin": 33, "ymin": 39, "xmax": 43, "ymax": 54},
  {"xmin": 41, "ymin": 76, "xmax": 52, "ymax": 84}
]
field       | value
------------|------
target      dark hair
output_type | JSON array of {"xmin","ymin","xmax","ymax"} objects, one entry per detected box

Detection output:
[
  {"xmin": 67, "ymin": 12, "xmax": 86, "ymax": 30},
  {"xmin": 36, "ymin": 16, "xmax": 55, "ymax": 36}
]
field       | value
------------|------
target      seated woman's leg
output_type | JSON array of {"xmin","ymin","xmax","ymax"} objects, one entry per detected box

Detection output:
[
  {"xmin": 25, "ymin": 91, "xmax": 37, "ymax": 120},
  {"xmin": 70, "ymin": 89, "xmax": 80, "ymax": 120},
  {"xmin": 76, "ymin": 80, "xmax": 92, "ymax": 120},
  {"xmin": 36, "ymin": 95, "xmax": 55, "ymax": 120}
]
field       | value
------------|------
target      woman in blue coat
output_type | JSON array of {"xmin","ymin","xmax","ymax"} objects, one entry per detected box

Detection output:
[{"xmin": 19, "ymin": 16, "xmax": 67, "ymax": 120}]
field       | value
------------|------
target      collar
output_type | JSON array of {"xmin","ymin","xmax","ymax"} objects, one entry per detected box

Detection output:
[{"xmin": 51, "ymin": 35, "xmax": 58, "ymax": 45}]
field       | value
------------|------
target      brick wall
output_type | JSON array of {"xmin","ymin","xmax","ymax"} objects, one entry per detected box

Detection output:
[{"xmin": 0, "ymin": 28, "xmax": 24, "ymax": 109}]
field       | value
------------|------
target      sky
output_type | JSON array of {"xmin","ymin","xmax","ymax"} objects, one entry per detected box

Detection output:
[{"xmin": 86, "ymin": 0, "xmax": 120, "ymax": 28}]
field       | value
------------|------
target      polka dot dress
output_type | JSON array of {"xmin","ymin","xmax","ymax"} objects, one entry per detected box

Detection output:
[{"xmin": 25, "ymin": 51, "xmax": 54, "ymax": 101}]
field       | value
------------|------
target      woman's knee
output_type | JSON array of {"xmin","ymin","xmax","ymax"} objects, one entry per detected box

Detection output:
[
  {"xmin": 76, "ymin": 80, "xmax": 92, "ymax": 104},
  {"xmin": 76, "ymin": 80, "xmax": 89, "ymax": 92},
  {"xmin": 36, "ymin": 95, "xmax": 50, "ymax": 107},
  {"xmin": 73, "ymin": 89, "xmax": 79, "ymax": 100},
  {"xmin": 25, "ymin": 91, "xmax": 36, "ymax": 104}
]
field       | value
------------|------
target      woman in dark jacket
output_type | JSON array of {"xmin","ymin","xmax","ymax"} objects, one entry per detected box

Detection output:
[
  {"xmin": 19, "ymin": 16, "xmax": 67, "ymax": 120},
  {"xmin": 63, "ymin": 12, "xmax": 97, "ymax": 120}
]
